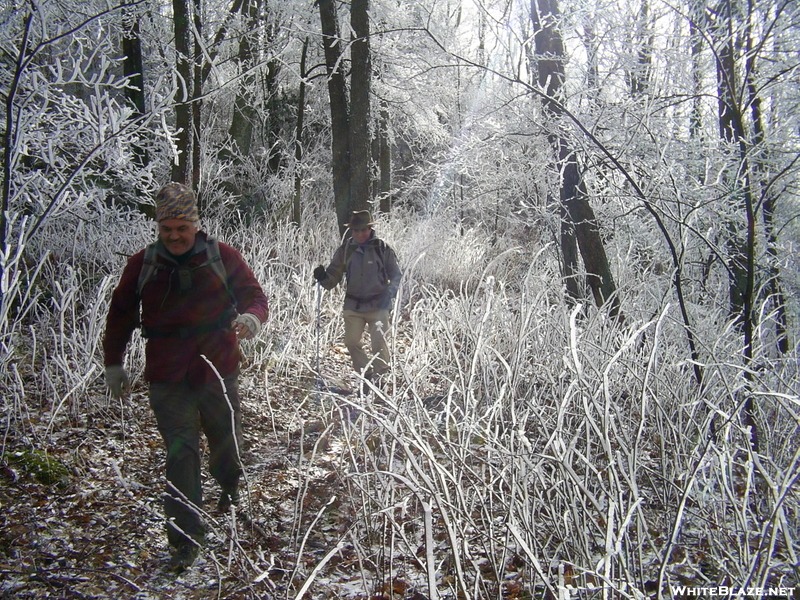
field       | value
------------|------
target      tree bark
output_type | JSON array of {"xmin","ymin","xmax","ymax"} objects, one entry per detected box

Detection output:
[
  {"xmin": 121, "ymin": 11, "xmax": 145, "ymax": 118},
  {"xmin": 531, "ymin": 0, "xmax": 619, "ymax": 317},
  {"xmin": 349, "ymin": 0, "xmax": 371, "ymax": 214},
  {"xmin": 709, "ymin": 0, "xmax": 759, "ymax": 451},
  {"xmin": 227, "ymin": 0, "xmax": 258, "ymax": 160},
  {"xmin": 627, "ymin": 0, "xmax": 652, "ymax": 96},
  {"xmin": 377, "ymin": 99, "xmax": 392, "ymax": 214},
  {"xmin": 745, "ymin": 11, "xmax": 788, "ymax": 355},
  {"xmin": 191, "ymin": 0, "xmax": 202, "ymax": 195},
  {"xmin": 292, "ymin": 37, "xmax": 308, "ymax": 225},
  {"xmin": 318, "ymin": 0, "xmax": 351, "ymax": 234},
  {"xmin": 121, "ymin": 5, "xmax": 150, "ymax": 213},
  {"xmin": 171, "ymin": 0, "xmax": 193, "ymax": 185},
  {"xmin": 688, "ymin": 0, "xmax": 705, "ymax": 145},
  {"xmin": 266, "ymin": 57, "xmax": 284, "ymax": 173}
]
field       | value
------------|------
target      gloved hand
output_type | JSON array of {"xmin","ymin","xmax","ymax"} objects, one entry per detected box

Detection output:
[
  {"xmin": 313, "ymin": 265, "xmax": 327, "ymax": 282},
  {"xmin": 105, "ymin": 365, "xmax": 130, "ymax": 398},
  {"xmin": 234, "ymin": 312, "xmax": 261, "ymax": 340}
]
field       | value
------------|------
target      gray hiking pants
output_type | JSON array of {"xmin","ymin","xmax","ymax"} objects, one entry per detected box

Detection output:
[{"xmin": 149, "ymin": 373, "xmax": 242, "ymax": 547}]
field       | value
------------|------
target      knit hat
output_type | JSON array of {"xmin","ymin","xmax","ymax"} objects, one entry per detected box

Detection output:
[
  {"xmin": 343, "ymin": 210, "xmax": 374, "ymax": 229},
  {"xmin": 154, "ymin": 183, "xmax": 199, "ymax": 222}
]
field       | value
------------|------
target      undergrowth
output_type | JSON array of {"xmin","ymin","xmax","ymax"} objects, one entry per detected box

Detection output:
[{"xmin": 1, "ymin": 205, "xmax": 798, "ymax": 599}]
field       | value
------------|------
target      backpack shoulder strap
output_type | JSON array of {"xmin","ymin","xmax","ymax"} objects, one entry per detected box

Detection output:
[
  {"xmin": 204, "ymin": 236, "xmax": 228, "ymax": 287},
  {"xmin": 373, "ymin": 239, "xmax": 388, "ymax": 282},
  {"xmin": 137, "ymin": 242, "xmax": 160, "ymax": 297},
  {"xmin": 333, "ymin": 239, "xmax": 355, "ymax": 280},
  {"xmin": 374, "ymin": 239, "xmax": 386, "ymax": 261}
]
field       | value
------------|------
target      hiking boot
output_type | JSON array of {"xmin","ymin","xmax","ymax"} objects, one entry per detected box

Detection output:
[
  {"xmin": 216, "ymin": 488, "xmax": 240, "ymax": 512},
  {"xmin": 169, "ymin": 541, "xmax": 199, "ymax": 573},
  {"xmin": 359, "ymin": 372, "xmax": 378, "ymax": 396}
]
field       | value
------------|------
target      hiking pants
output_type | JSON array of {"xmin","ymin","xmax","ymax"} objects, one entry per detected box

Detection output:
[
  {"xmin": 149, "ymin": 373, "xmax": 242, "ymax": 547},
  {"xmin": 343, "ymin": 309, "xmax": 391, "ymax": 377}
]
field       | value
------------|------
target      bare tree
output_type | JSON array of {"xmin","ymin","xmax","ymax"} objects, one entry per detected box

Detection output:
[
  {"xmin": 531, "ymin": 0, "xmax": 620, "ymax": 317},
  {"xmin": 227, "ymin": 0, "xmax": 261, "ymax": 161},
  {"xmin": 349, "ymin": 0, "xmax": 371, "ymax": 215},
  {"xmin": 171, "ymin": 0, "xmax": 193, "ymax": 185},
  {"xmin": 318, "ymin": 0, "xmax": 372, "ymax": 233},
  {"xmin": 375, "ymin": 99, "xmax": 392, "ymax": 213},
  {"xmin": 292, "ymin": 37, "xmax": 309, "ymax": 225},
  {"xmin": 318, "ymin": 0, "xmax": 352, "ymax": 231}
]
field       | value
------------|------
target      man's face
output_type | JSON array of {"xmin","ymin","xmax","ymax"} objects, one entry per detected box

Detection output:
[
  {"xmin": 158, "ymin": 218, "xmax": 198, "ymax": 256},
  {"xmin": 352, "ymin": 226, "xmax": 372, "ymax": 244}
]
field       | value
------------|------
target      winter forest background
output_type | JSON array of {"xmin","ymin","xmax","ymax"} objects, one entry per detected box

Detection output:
[{"xmin": 1, "ymin": 0, "xmax": 799, "ymax": 597}]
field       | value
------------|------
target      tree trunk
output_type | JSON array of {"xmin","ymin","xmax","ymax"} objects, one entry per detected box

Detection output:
[
  {"xmin": 710, "ymin": 0, "xmax": 759, "ymax": 451},
  {"xmin": 266, "ymin": 57, "xmax": 284, "ymax": 173},
  {"xmin": 688, "ymin": 0, "xmax": 705, "ymax": 145},
  {"xmin": 191, "ymin": 0, "xmax": 203, "ymax": 196},
  {"xmin": 627, "ymin": 0, "xmax": 652, "ymax": 96},
  {"xmin": 121, "ymin": 7, "xmax": 150, "ymax": 214},
  {"xmin": 171, "ymin": 0, "xmax": 193, "ymax": 185},
  {"xmin": 713, "ymin": 11, "xmax": 750, "ymax": 327},
  {"xmin": 559, "ymin": 196, "xmax": 580, "ymax": 302},
  {"xmin": 531, "ymin": 0, "xmax": 620, "ymax": 317},
  {"xmin": 377, "ymin": 99, "xmax": 392, "ymax": 214},
  {"xmin": 227, "ymin": 0, "xmax": 258, "ymax": 160},
  {"xmin": 122, "ymin": 12, "xmax": 145, "ymax": 118},
  {"xmin": 318, "ymin": 0, "xmax": 351, "ymax": 234},
  {"xmin": 349, "ymin": 0, "xmax": 371, "ymax": 215},
  {"xmin": 292, "ymin": 37, "xmax": 308, "ymax": 225},
  {"xmin": 745, "ymin": 14, "xmax": 789, "ymax": 355}
]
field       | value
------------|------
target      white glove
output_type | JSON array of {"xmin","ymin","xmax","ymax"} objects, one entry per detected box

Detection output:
[
  {"xmin": 105, "ymin": 365, "xmax": 130, "ymax": 398},
  {"xmin": 234, "ymin": 313, "xmax": 261, "ymax": 340}
]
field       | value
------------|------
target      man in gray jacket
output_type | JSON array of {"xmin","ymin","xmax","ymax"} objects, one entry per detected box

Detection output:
[{"xmin": 314, "ymin": 211, "xmax": 402, "ymax": 382}]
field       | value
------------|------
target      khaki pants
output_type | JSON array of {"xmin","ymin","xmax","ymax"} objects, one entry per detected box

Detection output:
[
  {"xmin": 343, "ymin": 309, "xmax": 391, "ymax": 376},
  {"xmin": 149, "ymin": 373, "xmax": 242, "ymax": 547}
]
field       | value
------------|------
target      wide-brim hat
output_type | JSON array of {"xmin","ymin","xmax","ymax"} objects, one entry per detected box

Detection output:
[
  {"xmin": 154, "ymin": 182, "xmax": 199, "ymax": 222},
  {"xmin": 344, "ymin": 210, "xmax": 375, "ymax": 229}
]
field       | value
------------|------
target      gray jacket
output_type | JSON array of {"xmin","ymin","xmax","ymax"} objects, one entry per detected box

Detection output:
[{"xmin": 320, "ymin": 233, "xmax": 402, "ymax": 312}]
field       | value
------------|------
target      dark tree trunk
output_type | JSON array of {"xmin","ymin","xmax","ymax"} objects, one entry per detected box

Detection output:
[
  {"xmin": 264, "ymin": 4, "xmax": 284, "ymax": 173},
  {"xmin": 121, "ymin": 6, "xmax": 150, "ymax": 211},
  {"xmin": 559, "ymin": 196, "xmax": 580, "ymax": 302},
  {"xmin": 292, "ymin": 38, "xmax": 308, "ymax": 225},
  {"xmin": 192, "ymin": 0, "xmax": 202, "ymax": 196},
  {"xmin": 122, "ymin": 12, "xmax": 145, "ymax": 117},
  {"xmin": 627, "ymin": 0, "xmax": 652, "ymax": 96},
  {"xmin": 349, "ymin": 0, "xmax": 371, "ymax": 214},
  {"xmin": 563, "ymin": 151, "xmax": 617, "ymax": 311},
  {"xmin": 318, "ymin": 0, "xmax": 351, "ymax": 234},
  {"xmin": 710, "ymin": 0, "xmax": 759, "ymax": 452},
  {"xmin": 228, "ymin": 0, "xmax": 258, "ymax": 160},
  {"xmin": 531, "ymin": 0, "xmax": 620, "ymax": 317},
  {"xmin": 745, "ymin": 22, "xmax": 789, "ymax": 355},
  {"xmin": 171, "ymin": 0, "xmax": 193, "ymax": 185},
  {"xmin": 377, "ymin": 99, "xmax": 392, "ymax": 214},
  {"xmin": 266, "ymin": 57, "xmax": 284, "ymax": 173},
  {"xmin": 715, "ymin": 21, "xmax": 748, "ymax": 323},
  {"xmin": 689, "ymin": 0, "xmax": 705, "ymax": 144}
]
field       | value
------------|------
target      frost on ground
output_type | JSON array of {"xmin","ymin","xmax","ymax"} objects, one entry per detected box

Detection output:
[
  {"xmin": 0, "ymin": 357, "xmax": 371, "ymax": 599},
  {"xmin": 1, "ymin": 219, "xmax": 799, "ymax": 599},
  {"xmin": 1, "ymin": 322, "xmax": 452, "ymax": 600}
]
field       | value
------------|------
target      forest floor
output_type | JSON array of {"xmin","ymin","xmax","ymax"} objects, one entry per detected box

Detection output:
[{"xmin": 0, "ymin": 345, "xmax": 405, "ymax": 600}]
